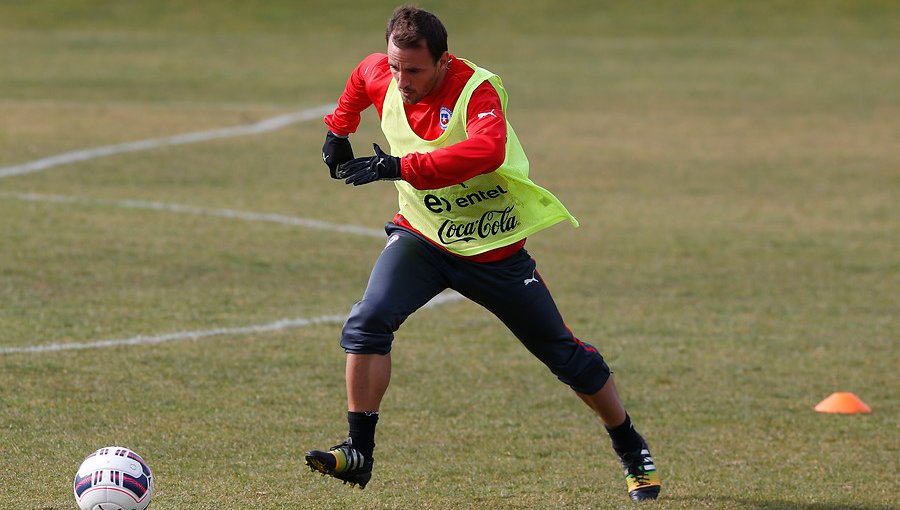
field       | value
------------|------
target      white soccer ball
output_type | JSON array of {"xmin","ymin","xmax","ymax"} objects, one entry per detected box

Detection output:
[{"xmin": 73, "ymin": 446, "xmax": 154, "ymax": 510}]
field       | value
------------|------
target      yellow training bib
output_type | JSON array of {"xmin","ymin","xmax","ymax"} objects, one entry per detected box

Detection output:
[{"xmin": 382, "ymin": 59, "xmax": 578, "ymax": 256}]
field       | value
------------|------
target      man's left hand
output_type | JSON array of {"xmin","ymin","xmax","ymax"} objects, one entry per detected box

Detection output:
[{"xmin": 336, "ymin": 143, "xmax": 401, "ymax": 186}]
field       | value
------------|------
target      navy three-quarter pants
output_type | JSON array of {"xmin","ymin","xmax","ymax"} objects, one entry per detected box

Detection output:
[{"xmin": 341, "ymin": 224, "xmax": 611, "ymax": 394}]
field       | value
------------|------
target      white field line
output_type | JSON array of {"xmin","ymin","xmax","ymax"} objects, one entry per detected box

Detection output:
[
  {"xmin": 0, "ymin": 291, "xmax": 464, "ymax": 355},
  {"xmin": 0, "ymin": 191, "xmax": 385, "ymax": 238},
  {"xmin": 0, "ymin": 103, "xmax": 336, "ymax": 179},
  {"xmin": 0, "ymin": 101, "xmax": 462, "ymax": 355}
]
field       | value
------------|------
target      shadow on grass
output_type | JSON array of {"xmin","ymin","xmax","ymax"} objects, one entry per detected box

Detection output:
[{"xmin": 671, "ymin": 496, "xmax": 894, "ymax": 510}]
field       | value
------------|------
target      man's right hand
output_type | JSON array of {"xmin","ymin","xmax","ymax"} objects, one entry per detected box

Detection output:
[{"xmin": 322, "ymin": 131, "xmax": 354, "ymax": 178}]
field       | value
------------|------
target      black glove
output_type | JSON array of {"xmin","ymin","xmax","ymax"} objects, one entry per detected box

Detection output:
[
  {"xmin": 322, "ymin": 131, "xmax": 354, "ymax": 179},
  {"xmin": 335, "ymin": 143, "xmax": 401, "ymax": 186}
]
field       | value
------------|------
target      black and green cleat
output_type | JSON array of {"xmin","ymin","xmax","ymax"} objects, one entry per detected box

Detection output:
[
  {"xmin": 620, "ymin": 440, "xmax": 661, "ymax": 501},
  {"xmin": 305, "ymin": 438, "xmax": 373, "ymax": 489}
]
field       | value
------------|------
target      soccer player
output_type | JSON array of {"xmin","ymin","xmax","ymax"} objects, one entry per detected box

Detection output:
[{"xmin": 305, "ymin": 5, "xmax": 661, "ymax": 501}]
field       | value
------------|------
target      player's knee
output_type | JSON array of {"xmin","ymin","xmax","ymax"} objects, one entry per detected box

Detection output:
[
  {"xmin": 537, "ymin": 339, "xmax": 611, "ymax": 394},
  {"xmin": 340, "ymin": 298, "xmax": 397, "ymax": 355},
  {"xmin": 554, "ymin": 350, "xmax": 611, "ymax": 394}
]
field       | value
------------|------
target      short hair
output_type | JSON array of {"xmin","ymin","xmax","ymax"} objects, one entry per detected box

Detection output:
[{"xmin": 385, "ymin": 5, "xmax": 448, "ymax": 63}]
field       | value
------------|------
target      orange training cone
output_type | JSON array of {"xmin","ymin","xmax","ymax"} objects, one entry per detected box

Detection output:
[{"xmin": 814, "ymin": 392, "xmax": 872, "ymax": 414}]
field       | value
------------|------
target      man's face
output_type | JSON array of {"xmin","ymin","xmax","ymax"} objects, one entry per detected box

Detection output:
[{"xmin": 387, "ymin": 37, "xmax": 449, "ymax": 104}]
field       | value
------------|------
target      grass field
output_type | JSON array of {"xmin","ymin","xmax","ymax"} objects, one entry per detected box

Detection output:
[{"xmin": 1, "ymin": 1, "xmax": 898, "ymax": 509}]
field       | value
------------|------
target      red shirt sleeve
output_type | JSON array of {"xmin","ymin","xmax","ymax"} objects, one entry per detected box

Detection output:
[
  {"xmin": 400, "ymin": 81, "xmax": 507, "ymax": 190},
  {"xmin": 323, "ymin": 53, "xmax": 391, "ymax": 136}
]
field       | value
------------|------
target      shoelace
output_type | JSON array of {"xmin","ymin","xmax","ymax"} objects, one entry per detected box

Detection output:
[
  {"xmin": 628, "ymin": 468, "xmax": 652, "ymax": 487},
  {"xmin": 330, "ymin": 440, "xmax": 352, "ymax": 451},
  {"xmin": 624, "ymin": 452, "xmax": 654, "ymax": 486}
]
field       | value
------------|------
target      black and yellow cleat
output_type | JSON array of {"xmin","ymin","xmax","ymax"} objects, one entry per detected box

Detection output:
[
  {"xmin": 305, "ymin": 438, "xmax": 373, "ymax": 489},
  {"xmin": 620, "ymin": 441, "xmax": 661, "ymax": 501}
]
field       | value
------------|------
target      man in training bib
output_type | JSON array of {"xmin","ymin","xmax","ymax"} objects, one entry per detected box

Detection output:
[{"xmin": 305, "ymin": 5, "xmax": 661, "ymax": 502}]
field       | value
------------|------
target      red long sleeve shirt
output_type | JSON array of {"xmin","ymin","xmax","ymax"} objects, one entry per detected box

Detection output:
[{"xmin": 325, "ymin": 53, "xmax": 525, "ymax": 261}]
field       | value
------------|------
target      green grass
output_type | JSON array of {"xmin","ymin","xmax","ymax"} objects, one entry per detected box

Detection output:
[{"xmin": 1, "ymin": 1, "xmax": 898, "ymax": 509}]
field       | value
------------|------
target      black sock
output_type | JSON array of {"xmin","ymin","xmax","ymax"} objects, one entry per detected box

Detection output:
[
  {"xmin": 347, "ymin": 411, "xmax": 379, "ymax": 459},
  {"xmin": 605, "ymin": 413, "xmax": 644, "ymax": 455}
]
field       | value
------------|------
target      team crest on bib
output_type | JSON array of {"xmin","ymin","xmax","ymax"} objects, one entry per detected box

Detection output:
[{"xmin": 439, "ymin": 106, "xmax": 452, "ymax": 131}]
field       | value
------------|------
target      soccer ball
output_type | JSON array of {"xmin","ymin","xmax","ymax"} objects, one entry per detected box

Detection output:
[{"xmin": 73, "ymin": 446, "xmax": 154, "ymax": 510}]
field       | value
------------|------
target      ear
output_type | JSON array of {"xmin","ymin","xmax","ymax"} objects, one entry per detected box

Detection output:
[{"xmin": 438, "ymin": 51, "xmax": 450, "ymax": 69}]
